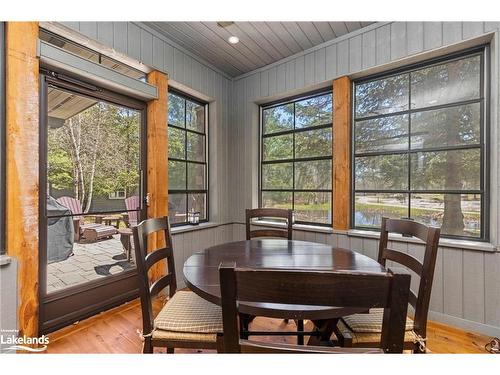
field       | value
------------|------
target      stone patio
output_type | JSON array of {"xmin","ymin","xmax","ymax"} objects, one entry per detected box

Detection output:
[{"xmin": 47, "ymin": 235, "xmax": 136, "ymax": 293}]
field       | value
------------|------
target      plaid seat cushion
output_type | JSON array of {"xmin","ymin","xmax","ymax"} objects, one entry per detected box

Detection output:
[
  {"xmin": 337, "ymin": 319, "xmax": 417, "ymax": 345},
  {"xmin": 342, "ymin": 308, "xmax": 414, "ymax": 333},
  {"xmin": 154, "ymin": 291, "xmax": 223, "ymax": 334},
  {"xmin": 152, "ymin": 329, "xmax": 218, "ymax": 343}
]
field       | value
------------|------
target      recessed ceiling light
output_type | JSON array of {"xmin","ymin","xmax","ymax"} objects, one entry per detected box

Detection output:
[{"xmin": 228, "ymin": 36, "xmax": 239, "ymax": 44}]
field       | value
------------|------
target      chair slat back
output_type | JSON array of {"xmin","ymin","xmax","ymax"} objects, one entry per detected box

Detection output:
[
  {"xmin": 57, "ymin": 196, "xmax": 83, "ymax": 215},
  {"xmin": 57, "ymin": 196, "xmax": 84, "ymax": 224},
  {"xmin": 132, "ymin": 216, "xmax": 177, "ymax": 336},
  {"xmin": 219, "ymin": 263, "xmax": 410, "ymax": 353},
  {"xmin": 249, "ymin": 229, "xmax": 288, "ymax": 239},
  {"xmin": 125, "ymin": 195, "xmax": 140, "ymax": 227},
  {"xmin": 378, "ymin": 217, "xmax": 440, "ymax": 337},
  {"xmin": 245, "ymin": 208, "xmax": 293, "ymax": 240}
]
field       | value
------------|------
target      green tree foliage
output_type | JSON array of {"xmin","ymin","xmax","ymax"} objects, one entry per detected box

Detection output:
[
  {"xmin": 168, "ymin": 93, "xmax": 207, "ymax": 191},
  {"xmin": 47, "ymin": 149, "xmax": 73, "ymax": 189},
  {"xmin": 47, "ymin": 95, "xmax": 140, "ymax": 212},
  {"xmin": 168, "ymin": 93, "xmax": 184, "ymax": 127},
  {"xmin": 263, "ymin": 103, "xmax": 293, "ymax": 134},
  {"xmin": 355, "ymin": 114, "xmax": 408, "ymax": 153},
  {"xmin": 261, "ymin": 94, "xmax": 333, "ymax": 222},
  {"xmin": 167, "ymin": 93, "xmax": 208, "ymax": 222},
  {"xmin": 168, "ymin": 127, "xmax": 185, "ymax": 158},
  {"xmin": 354, "ymin": 55, "xmax": 482, "ymax": 236}
]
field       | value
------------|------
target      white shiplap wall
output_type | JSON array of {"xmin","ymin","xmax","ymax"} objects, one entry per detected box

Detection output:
[
  {"xmin": 229, "ymin": 22, "xmax": 500, "ymax": 337},
  {"xmin": 171, "ymin": 224, "xmax": 233, "ymax": 289}
]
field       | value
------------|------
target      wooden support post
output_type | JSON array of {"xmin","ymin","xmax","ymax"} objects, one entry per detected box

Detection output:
[
  {"xmin": 146, "ymin": 71, "xmax": 168, "ymax": 282},
  {"xmin": 333, "ymin": 76, "xmax": 351, "ymax": 231},
  {"xmin": 5, "ymin": 22, "xmax": 40, "ymax": 338}
]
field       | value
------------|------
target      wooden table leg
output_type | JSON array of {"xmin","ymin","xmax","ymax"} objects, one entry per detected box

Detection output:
[
  {"xmin": 120, "ymin": 234, "xmax": 132, "ymax": 261},
  {"xmin": 307, "ymin": 318, "xmax": 339, "ymax": 346},
  {"xmin": 127, "ymin": 236, "xmax": 131, "ymax": 261},
  {"xmin": 239, "ymin": 313, "xmax": 251, "ymax": 340},
  {"xmin": 296, "ymin": 320, "xmax": 304, "ymax": 345},
  {"xmin": 72, "ymin": 218, "xmax": 80, "ymax": 242}
]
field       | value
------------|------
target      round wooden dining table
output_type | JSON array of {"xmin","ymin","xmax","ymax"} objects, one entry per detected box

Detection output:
[{"xmin": 183, "ymin": 239, "xmax": 386, "ymax": 344}]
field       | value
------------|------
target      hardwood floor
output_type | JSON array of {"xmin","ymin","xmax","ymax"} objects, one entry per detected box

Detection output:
[{"xmin": 45, "ymin": 298, "xmax": 491, "ymax": 354}]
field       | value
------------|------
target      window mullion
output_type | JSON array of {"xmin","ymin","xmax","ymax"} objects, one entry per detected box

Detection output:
[{"xmin": 184, "ymin": 98, "xmax": 188, "ymax": 223}]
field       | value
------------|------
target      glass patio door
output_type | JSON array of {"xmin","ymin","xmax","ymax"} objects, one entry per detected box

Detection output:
[{"xmin": 39, "ymin": 71, "xmax": 147, "ymax": 333}]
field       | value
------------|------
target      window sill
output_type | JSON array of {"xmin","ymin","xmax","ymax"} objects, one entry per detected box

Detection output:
[
  {"xmin": 251, "ymin": 221, "xmax": 497, "ymax": 252},
  {"xmin": 347, "ymin": 229, "xmax": 497, "ymax": 252},
  {"xmin": 171, "ymin": 222, "xmax": 221, "ymax": 234}
]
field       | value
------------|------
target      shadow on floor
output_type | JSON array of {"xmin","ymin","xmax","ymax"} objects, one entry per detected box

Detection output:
[{"xmin": 94, "ymin": 260, "xmax": 135, "ymax": 276}]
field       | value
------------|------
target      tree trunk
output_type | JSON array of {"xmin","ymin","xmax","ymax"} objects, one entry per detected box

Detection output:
[
  {"xmin": 125, "ymin": 117, "xmax": 131, "ymax": 197},
  {"xmin": 442, "ymin": 193, "xmax": 464, "ymax": 235},
  {"xmin": 440, "ymin": 65, "xmax": 465, "ymax": 235},
  {"xmin": 84, "ymin": 106, "xmax": 102, "ymax": 213},
  {"xmin": 441, "ymin": 128, "xmax": 464, "ymax": 235},
  {"xmin": 68, "ymin": 116, "xmax": 85, "ymax": 204}
]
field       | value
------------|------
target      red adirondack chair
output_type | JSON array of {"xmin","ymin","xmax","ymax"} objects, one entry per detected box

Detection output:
[
  {"xmin": 56, "ymin": 196, "xmax": 102, "ymax": 242},
  {"xmin": 124, "ymin": 195, "xmax": 140, "ymax": 228}
]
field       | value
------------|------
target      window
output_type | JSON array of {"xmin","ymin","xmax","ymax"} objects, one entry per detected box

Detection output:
[
  {"xmin": 109, "ymin": 190, "xmax": 126, "ymax": 200},
  {"xmin": 353, "ymin": 48, "xmax": 487, "ymax": 240},
  {"xmin": 168, "ymin": 91, "xmax": 208, "ymax": 226},
  {"xmin": 260, "ymin": 91, "xmax": 333, "ymax": 225}
]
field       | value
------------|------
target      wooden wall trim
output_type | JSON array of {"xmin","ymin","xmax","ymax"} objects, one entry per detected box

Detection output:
[
  {"xmin": 5, "ymin": 22, "xmax": 40, "ymax": 337},
  {"xmin": 146, "ymin": 70, "xmax": 168, "ymax": 281},
  {"xmin": 332, "ymin": 76, "xmax": 351, "ymax": 231}
]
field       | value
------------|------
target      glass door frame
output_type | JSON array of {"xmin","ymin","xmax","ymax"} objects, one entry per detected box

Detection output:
[{"xmin": 38, "ymin": 69, "xmax": 148, "ymax": 334}]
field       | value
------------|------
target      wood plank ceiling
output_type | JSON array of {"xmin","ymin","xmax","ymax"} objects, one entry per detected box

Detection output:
[{"xmin": 146, "ymin": 22, "xmax": 373, "ymax": 77}]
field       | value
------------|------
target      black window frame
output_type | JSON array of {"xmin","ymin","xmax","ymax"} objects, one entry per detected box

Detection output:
[
  {"xmin": 167, "ymin": 89, "xmax": 209, "ymax": 227},
  {"xmin": 259, "ymin": 89, "xmax": 333, "ymax": 227},
  {"xmin": 351, "ymin": 46, "xmax": 489, "ymax": 241},
  {"xmin": 40, "ymin": 71, "xmax": 148, "ymax": 295}
]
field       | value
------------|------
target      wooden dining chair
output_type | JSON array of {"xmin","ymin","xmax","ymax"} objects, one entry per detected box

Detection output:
[
  {"xmin": 219, "ymin": 262, "xmax": 411, "ymax": 353},
  {"xmin": 133, "ymin": 216, "xmax": 223, "ymax": 353},
  {"xmin": 335, "ymin": 217, "xmax": 441, "ymax": 353},
  {"xmin": 245, "ymin": 208, "xmax": 297, "ymax": 336},
  {"xmin": 245, "ymin": 208, "xmax": 293, "ymax": 240}
]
